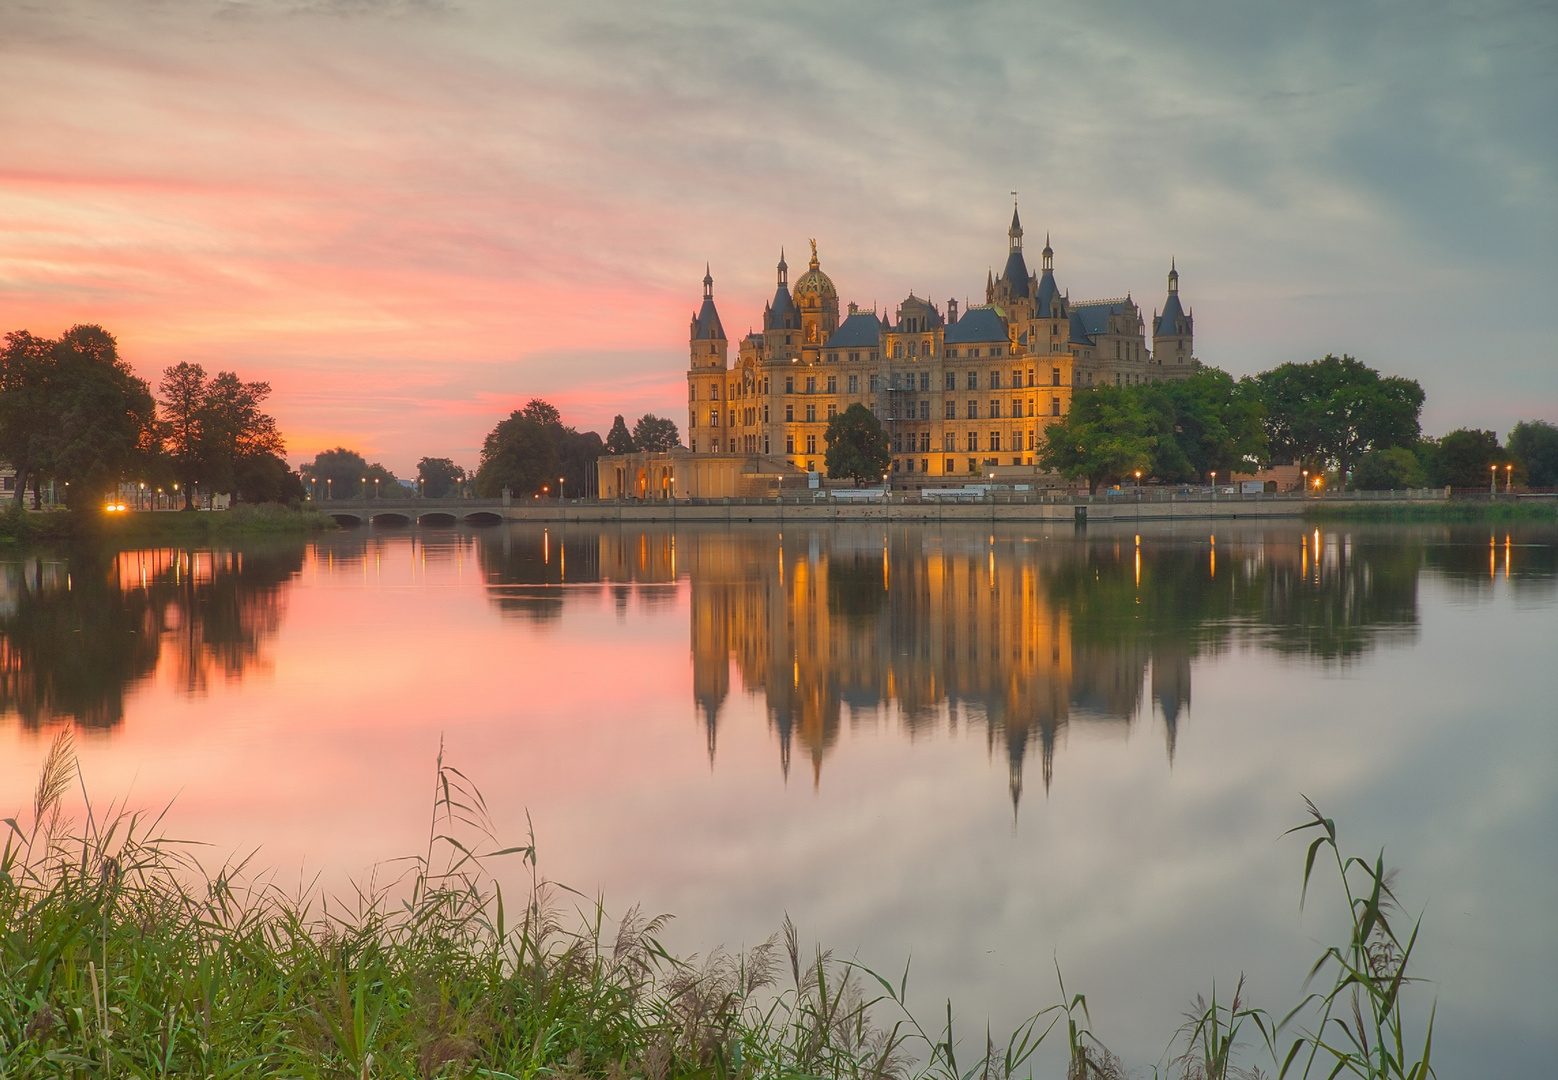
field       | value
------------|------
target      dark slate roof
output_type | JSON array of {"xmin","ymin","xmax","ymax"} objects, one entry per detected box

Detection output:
[
  {"xmin": 693, "ymin": 297, "xmax": 724, "ymax": 340},
  {"xmin": 1155, "ymin": 292, "xmax": 1188, "ymax": 336},
  {"xmin": 944, "ymin": 306, "xmax": 1008, "ymax": 344},
  {"xmin": 824, "ymin": 311, "xmax": 883, "ymax": 349},
  {"xmin": 1001, "ymin": 249, "xmax": 1030, "ymax": 296},
  {"xmin": 1035, "ymin": 270, "xmax": 1062, "ymax": 316},
  {"xmin": 765, "ymin": 285, "xmax": 799, "ymax": 331},
  {"xmin": 1069, "ymin": 300, "xmax": 1128, "ymax": 345}
]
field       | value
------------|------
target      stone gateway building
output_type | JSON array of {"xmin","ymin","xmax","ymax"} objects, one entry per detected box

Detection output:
[{"xmin": 597, "ymin": 205, "xmax": 1194, "ymax": 500}]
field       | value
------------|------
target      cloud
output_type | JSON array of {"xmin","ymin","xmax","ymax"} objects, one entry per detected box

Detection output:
[{"xmin": 1, "ymin": 0, "xmax": 1553, "ymax": 473}]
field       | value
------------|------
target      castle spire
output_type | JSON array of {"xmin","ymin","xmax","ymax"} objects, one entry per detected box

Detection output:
[
  {"xmin": 777, "ymin": 248, "xmax": 788, "ymax": 287},
  {"xmin": 1042, "ymin": 232, "xmax": 1053, "ymax": 273},
  {"xmin": 703, "ymin": 262, "xmax": 713, "ymax": 300},
  {"xmin": 1168, "ymin": 257, "xmax": 1178, "ymax": 293},
  {"xmin": 1009, "ymin": 199, "xmax": 1023, "ymax": 252}
]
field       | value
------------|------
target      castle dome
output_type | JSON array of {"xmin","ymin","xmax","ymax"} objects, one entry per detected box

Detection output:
[{"xmin": 791, "ymin": 239, "xmax": 837, "ymax": 309}]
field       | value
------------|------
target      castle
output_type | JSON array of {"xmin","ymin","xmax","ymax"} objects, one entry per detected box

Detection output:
[{"xmin": 598, "ymin": 204, "xmax": 1194, "ymax": 499}]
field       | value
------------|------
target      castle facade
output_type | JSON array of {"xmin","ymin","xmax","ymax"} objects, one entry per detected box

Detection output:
[{"xmin": 599, "ymin": 205, "xmax": 1194, "ymax": 499}]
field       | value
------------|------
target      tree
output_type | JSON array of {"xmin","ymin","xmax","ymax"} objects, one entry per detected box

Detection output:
[
  {"xmin": 200, "ymin": 371, "xmax": 286, "ymax": 502},
  {"xmin": 300, "ymin": 448, "xmax": 397, "ymax": 499},
  {"xmin": 417, "ymin": 457, "xmax": 466, "ymax": 498},
  {"xmin": 1351, "ymin": 446, "xmax": 1427, "ymax": 490},
  {"xmin": 556, "ymin": 428, "xmax": 604, "ymax": 499},
  {"xmin": 520, "ymin": 398, "xmax": 561, "ymax": 426},
  {"xmin": 605, "ymin": 415, "xmax": 636, "ymax": 454},
  {"xmin": 1038, "ymin": 386, "xmax": 1157, "ymax": 493},
  {"xmin": 1427, "ymin": 428, "xmax": 1505, "ymax": 488},
  {"xmin": 159, "ymin": 362, "xmax": 209, "ymax": 509},
  {"xmin": 1508, "ymin": 420, "xmax": 1558, "ymax": 487},
  {"xmin": 632, "ymin": 414, "xmax": 680, "ymax": 452},
  {"xmin": 823, "ymin": 403, "xmax": 890, "ymax": 485},
  {"xmin": 0, "ymin": 331, "xmax": 55, "ymax": 506},
  {"xmin": 1148, "ymin": 368, "xmax": 1268, "ymax": 481},
  {"xmin": 0, "ymin": 326, "xmax": 157, "ymax": 509},
  {"xmin": 474, "ymin": 414, "xmax": 560, "ymax": 498},
  {"xmin": 1255, "ymin": 355, "xmax": 1423, "ymax": 476}
]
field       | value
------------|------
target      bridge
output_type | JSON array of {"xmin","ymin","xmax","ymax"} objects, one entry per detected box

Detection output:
[{"xmin": 315, "ymin": 497, "xmax": 511, "ymax": 526}]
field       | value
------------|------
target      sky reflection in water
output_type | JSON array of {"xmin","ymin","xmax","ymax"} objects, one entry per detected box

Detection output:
[{"xmin": 3, "ymin": 522, "xmax": 1555, "ymax": 1074}]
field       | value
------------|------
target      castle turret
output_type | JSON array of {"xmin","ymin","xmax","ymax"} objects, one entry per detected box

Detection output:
[
  {"xmin": 1151, "ymin": 259, "xmax": 1194, "ymax": 371},
  {"xmin": 688, "ymin": 265, "xmax": 729, "ymax": 453}
]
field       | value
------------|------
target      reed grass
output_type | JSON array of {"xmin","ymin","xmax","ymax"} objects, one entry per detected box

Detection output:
[
  {"xmin": 1, "ymin": 736, "xmax": 1436, "ymax": 1079},
  {"xmin": 1302, "ymin": 499, "xmax": 1555, "ymax": 523}
]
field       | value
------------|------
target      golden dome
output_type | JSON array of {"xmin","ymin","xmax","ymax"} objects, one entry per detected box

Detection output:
[{"xmin": 791, "ymin": 238, "xmax": 836, "ymax": 308}]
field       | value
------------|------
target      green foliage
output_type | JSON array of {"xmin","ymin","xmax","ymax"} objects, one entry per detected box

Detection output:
[
  {"xmin": 1506, "ymin": 420, "xmax": 1558, "ymax": 487},
  {"xmin": 1144, "ymin": 369, "xmax": 1268, "ymax": 482},
  {"xmin": 632, "ymin": 413, "xmax": 680, "ymax": 452},
  {"xmin": 475, "ymin": 400, "xmax": 604, "ymax": 498},
  {"xmin": 1422, "ymin": 428, "xmax": 1507, "ymax": 488},
  {"xmin": 0, "ymin": 327, "xmax": 158, "ymax": 510},
  {"xmin": 416, "ymin": 456, "xmax": 466, "ymax": 498},
  {"xmin": 1038, "ymin": 385, "xmax": 1157, "ymax": 493},
  {"xmin": 475, "ymin": 414, "xmax": 559, "ymax": 497},
  {"xmin": 824, "ymin": 403, "xmax": 890, "ymax": 484},
  {"xmin": 300, "ymin": 448, "xmax": 398, "ymax": 500},
  {"xmin": 1350, "ymin": 447, "xmax": 1427, "ymax": 491},
  {"xmin": 1255, "ymin": 355, "xmax": 1423, "ymax": 476},
  {"xmin": 1276, "ymin": 799, "xmax": 1436, "ymax": 1080},
  {"xmin": 157, "ymin": 362, "xmax": 291, "ymax": 506},
  {"xmin": 605, "ymin": 414, "xmax": 637, "ymax": 455}
]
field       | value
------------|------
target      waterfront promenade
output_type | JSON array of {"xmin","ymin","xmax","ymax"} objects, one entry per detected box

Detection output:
[{"xmin": 316, "ymin": 488, "xmax": 1457, "ymax": 526}]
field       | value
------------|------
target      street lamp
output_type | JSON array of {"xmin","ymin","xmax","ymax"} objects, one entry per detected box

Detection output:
[
  {"xmin": 326, "ymin": 477, "xmax": 332, "ymax": 500},
  {"xmin": 1490, "ymin": 463, "xmax": 1497, "ymax": 496},
  {"xmin": 361, "ymin": 476, "xmax": 368, "ymax": 501},
  {"xmin": 1210, "ymin": 470, "xmax": 1217, "ymax": 500},
  {"xmin": 1134, "ymin": 470, "xmax": 1141, "ymax": 491},
  {"xmin": 558, "ymin": 475, "xmax": 566, "ymax": 501},
  {"xmin": 374, "ymin": 477, "xmax": 380, "ymax": 500},
  {"xmin": 1506, "ymin": 463, "xmax": 1514, "ymax": 493}
]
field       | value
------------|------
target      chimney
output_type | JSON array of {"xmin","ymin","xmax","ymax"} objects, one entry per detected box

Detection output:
[{"xmin": 947, "ymin": 298, "xmax": 959, "ymax": 325}]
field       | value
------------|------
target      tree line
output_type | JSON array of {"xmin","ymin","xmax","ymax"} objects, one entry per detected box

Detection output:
[
  {"xmin": 0, "ymin": 325, "xmax": 294, "ymax": 509},
  {"xmin": 1034, "ymin": 354, "xmax": 1555, "ymax": 492}
]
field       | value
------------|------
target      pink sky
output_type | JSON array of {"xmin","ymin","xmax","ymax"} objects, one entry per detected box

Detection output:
[{"xmin": 2, "ymin": 1, "xmax": 1553, "ymax": 476}]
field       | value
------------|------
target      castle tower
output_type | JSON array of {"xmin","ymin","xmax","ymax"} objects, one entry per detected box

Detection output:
[
  {"xmin": 687, "ymin": 265, "xmax": 728, "ymax": 454},
  {"xmin": 790, "ymin": 239, "xmax": 839, "ymax": 358},
  {"xmin": 993, "ymin": 202, "xmax": 1034, "ymax": 319},
  {"xmin": 1151, "ymin": 259, "xmax": 1194, "ymax": 370}
]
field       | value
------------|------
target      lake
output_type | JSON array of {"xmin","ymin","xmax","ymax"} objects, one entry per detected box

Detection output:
[{"xmin": 4, "ymin": 520, "xmax": 1555, "ymax": 1074}]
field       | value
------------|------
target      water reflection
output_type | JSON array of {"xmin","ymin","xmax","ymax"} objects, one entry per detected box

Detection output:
[
  {"xmin": 0, "ymin": 543, "xmax": 303, "ymax": 728},
  {"xmin": 467, "ymin": 522, "xmax": 1555, "ymax": 808}
]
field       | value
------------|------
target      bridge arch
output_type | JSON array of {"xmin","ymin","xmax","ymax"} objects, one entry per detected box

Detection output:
[
  {"xmin": 417, "ymin": 512, "xmax": 458, "ymax": 526},
  {"xmin": 369, "ymin": 512, "xmax": 412, "ymax": 526},
  {"xmin": 464, "ymin": 511, "xmax": 503, "ymax": 525}
]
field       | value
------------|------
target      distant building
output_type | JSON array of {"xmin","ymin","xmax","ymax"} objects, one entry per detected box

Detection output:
[{"xmin": 599, "ymin": 204, "xmax": 1195, "ymax": 498}]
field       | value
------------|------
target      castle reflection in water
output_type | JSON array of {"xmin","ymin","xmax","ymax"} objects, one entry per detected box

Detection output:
[
  {"xmin": 476, "ymin": 522, "xmax": 1550, "ymax": 807},
  {"xmin": 6, "ymin": 522, "xmax": 1553, "ymax": 809}
]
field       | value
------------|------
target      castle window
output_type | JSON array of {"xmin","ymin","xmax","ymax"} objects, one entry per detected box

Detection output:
[
  {"xmin": 905, "ymin": 457, "xmax": 914, "ymax": 472},
  {"xmin": 947, "ymin": 347, "xmax": 959, "ymax": 358},
  {"xmin": 990, "ymin": 400, "xmax": 1001, "ymax": 418},
  {"xmin": 944, "ymin": 432, "xmax": 956, "ymax": 452},
  {"xmin": 919, "ymin": 372, "xmax": 931, "ymax": 391},
  {"xmin": 805, "ymin": 376, "xmax": 816, "ymax": 393},
  {"xmin": 966, "ymin": 432, "xmax": 978, "ymax": 452},
  {"xmin": 764, "ymin": 435, "xmax": 770, "ymax": 453},
  {"xmin": 967, "ymin": 372, "xmax": 978, "ymax": 390},
  {"xmin": 829, "ymin": 352, "xmax": 837, "ymax": 362},
  {"xmin": 785, "ymin": 376, "xmax": 794, "ymax": 393},
  {"xmin": 848, "ymin": 374, "xmax": 859, "ymax": 393},
  {"xmin": 922, "ymin": 339, "xmax": 931, "ymax": 356},
  {"xmin": 805, "ymin": 404, "xmax": 816, "ymax": 422},
  {"xmin": 919, "ymin": 400, "xmax": 930, "ymax": 420},
  {"xmin": 849, "ymin": 351, "xmax": 859, "ymax": 362},
  {"xmin": 946, "ymin": 457, "xmax": 955, "ymax": 473},
  {"xmin": 966, "ymin": 400, "xmax": 978, "ymax": 419},
  {"xmin": 785, "ymin": 334, "xmax": 792, "ymax": 345},
  {"xmin": 992, "ymin": 346, "xmax": 1003, "ymax": 357},
  {"xmin": 972, "ymin": 348, "xmax": 981, "ymax": 358},
  {"xmin": 785, "ymin": 405, "xmax": 794, "ymax": 422},
  {"xmin": 894, "ymin": 343, "xmax": 903, "ymax": 358},
  {"xmin": 1052, "ymin": 367, "xmax": 1061, "ymax": 386},
  {"xmin": 967, "ymin": 458, "xmax": 978, "ymax": 474},
  {"xmin": 989, "ymin": 432, "xmax": 1002, "ymax": 452},
  {"xmin": 869, "ymin": 350, "xmax": 878, "ymax": 361},
  {"xmin": 945, "ymin": 372, "xmax": 956, "ymax": 391},
  {"xmin": 870, "ymin": 374, "xmax": 882, "ymax": 391},
  {"xmin": 920, "ymin": 432, "xmax": 931, "ymax": 452},
  {"xmin": 711, "ymin": 383, "xmax": 720, "ymax": 399},
  {"xmin": 945, "ymin": 401, "xmax": 956, "ymax": 420},
  {"xmin": 907, "ymin": 340, "xmax": 918, "ymax": 357},
  {"xmin": 786, "ymin": 435, "xmax": 795, "ymax": 454},
  {"xmin": 806, "ymin": 434, "xmax": 816, "ymax": 454},
  {"xmin": 827, "ymin": 375, "xmax": 837, "ymax": 393},
  {"xmin": 1029, "ymin": 429, "xmax": 1038, "ymax": 449},
  {"xmin": 827, "ymin": 404, "xmax": 837, "ymax": 419}
]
